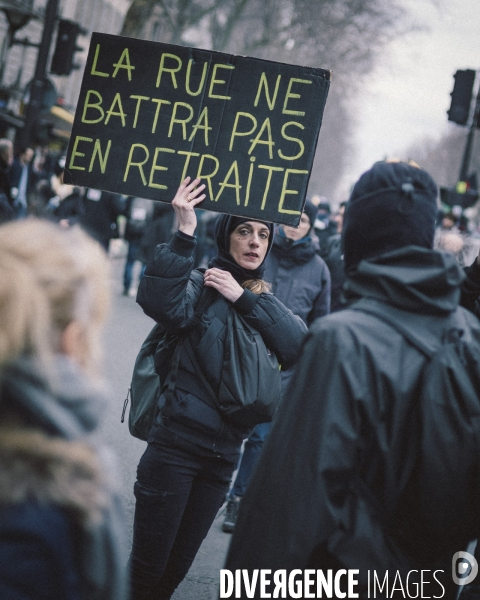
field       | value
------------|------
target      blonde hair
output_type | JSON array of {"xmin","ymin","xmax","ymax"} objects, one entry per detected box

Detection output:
[
  {"xmin": 242, "ymin": 279, "xmax": 271, "ymax": 294},
  {"xmin": 0, "ymin": 219, "xmax": 110, "ymax": 376}
]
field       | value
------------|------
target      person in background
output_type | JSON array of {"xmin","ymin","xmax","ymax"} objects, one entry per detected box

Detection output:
[
  {"xmin": 323, "ymin": 202, "xmax": 346, "ymax": 311},
  {"xmin": 225, "ymin": 160, "xmax": 480, "ymax": 599},
  {"xmin": 0, "ymin": 138, "xmax": 14, "ymax": 223},
  {"xmin": 222, "ymin": 199, "xmax": 331, "ymax": 532},
  {"xmin": 314, "ymin": 200, "xmax": 337, "ymax": 257},
  {"xmin": 122, "ymin": 196, "xmax": 154, "ymax": 296},
  {"xmin": 47, "ymin": 158, "xmax": 85, "ymax": 228},
  {"xmin": 441, "ymin": 211, "xmax": 458, "ymax": 231},
  {"xmin": 137, "ymin": 201, "xmax": 176, "ymax": 267},
  {"xmin": 0, "ymin": 219, "xmax": 128, "ymax": 600},
  {"xmin": 8, "ymin": 147, "xmax": 36, "ymax": 218},
  {"xmin": 82, "ymin": 188, "xmax": 125, "ymax": 252}
]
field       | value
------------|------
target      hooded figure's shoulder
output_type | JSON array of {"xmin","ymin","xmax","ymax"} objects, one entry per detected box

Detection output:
[
  {"xmin": 307, "ymin": 304, "xmax": 408, "ymax": 365},
  {"xmin": 309, "ymin": 305, "xmax": 382, "ymax": 337}
]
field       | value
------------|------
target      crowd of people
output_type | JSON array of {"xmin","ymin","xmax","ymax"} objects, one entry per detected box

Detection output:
[{"xmin": 1, "ymin": 151, "xmax": 480, "ymax": 600}]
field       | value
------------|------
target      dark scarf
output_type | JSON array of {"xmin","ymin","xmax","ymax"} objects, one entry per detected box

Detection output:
[
  {"xmin": 208, "ymin": 214, "xmax": 274, "ymax": 282},
  {"xmin": 272, "ymin": 229, "xmax": 317, "ymax": 267}
]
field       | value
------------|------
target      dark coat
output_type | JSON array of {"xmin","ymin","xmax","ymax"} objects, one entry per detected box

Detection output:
[
  {"xmin": 265, "ymin": 233, "xmax": 331, "ymax": 326},
  {"xmin": 123, "ymin": 196, "xmax": 154, "ymax": 242},
  {"xmin": 0, "ymin": 160, "xmax": 12, "ymax": 202},
  {"xmin": 225, "ymin": 246, "xmax": 480, "ymax": 598},
  {"xmin": 53, "ymin": 189, "xmax": 86, "ymax": 226},
  {"xmin": 82, "ymin": 190, "xmax": 124, "ymax": 248},
  {"xmin": 8, "ymin": 158, "xmax": 38, "ymax": 196},
  {"xmin": 138, "ymin": 203, "xmax": 175, "ymax": 264},
  {"xmin": 0, "ymin": 159, "xmax": 14, "ymax": 223},
  {"xmin": 461, "ymin": 257, "xmax": 480, "ymax": 319},
  {"xmin": 0, "ymin": 357, "xmax": 128, "ymax": 600},
  {"xmin": 136, "ymin": 232, "xmax": 307, "ymax": 457}
]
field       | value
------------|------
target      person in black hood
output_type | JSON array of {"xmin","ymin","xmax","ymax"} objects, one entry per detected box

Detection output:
[
  {"xmin": 224, "ymin": 160, "xmax": 480, "ymax": 599},
  {"xmin": 131, "ymin": 177, "xmax": 306, "ymax": 600}
]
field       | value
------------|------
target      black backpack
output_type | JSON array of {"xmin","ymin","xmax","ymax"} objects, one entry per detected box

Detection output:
[
  {"xmin": 121, "ymin": 269, "xmax": 205, "ymax": 441},
  {"xmin": 121, "ymin": 322, "xmax": 166, "ymax": 440},
  {"xmin": 352, "ymin": 298, "xmax": 480, "ymax": 541}
]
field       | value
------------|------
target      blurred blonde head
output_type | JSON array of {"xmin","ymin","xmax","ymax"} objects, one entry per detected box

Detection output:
[{"xmin": 0, "ymin": 219, "xmax": 110, "ymax": 376}]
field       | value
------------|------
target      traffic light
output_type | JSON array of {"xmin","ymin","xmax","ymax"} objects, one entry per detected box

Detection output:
[
  {"xmin": 447, "ymin": 69, "xmax": 475, "ymax": 125},
  {"xmin": 33, "ymin": 116, "xmax": 54, "ymax": 145},
  {"xmin": 50, "ymin": 19, "xmax": 83, "ymax": 76},
  {"xmin": 440, "ymin": 185, "xmax": 478, "ymax": 209}
]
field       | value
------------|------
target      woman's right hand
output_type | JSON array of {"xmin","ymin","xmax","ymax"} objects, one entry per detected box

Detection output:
[{"xmin": 172, "ymin": 177, "xmax": 206, "ymax": 236}]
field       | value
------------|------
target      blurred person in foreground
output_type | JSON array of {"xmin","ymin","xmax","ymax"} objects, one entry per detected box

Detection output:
[
  {"xmin": 225, "ymin": 160, "xmax": 480, "ymax": 599},
  {"xmin": 0, "ymin": 219, "xmax": 128, "ymax": 600}
]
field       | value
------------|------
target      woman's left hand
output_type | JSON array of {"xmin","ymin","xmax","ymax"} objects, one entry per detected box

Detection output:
[{"xmin": 204, "ymin": 268, "xmax": 244, "ymax": 302}]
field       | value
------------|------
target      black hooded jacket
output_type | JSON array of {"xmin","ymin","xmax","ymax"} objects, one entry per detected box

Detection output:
[
  {"xmin": 136, "ymin": 231, "xmax": 307, "ymax": 458},
  {"xmin": 225, "ymin": 245, "xmax": 480, "ymax": 597}
]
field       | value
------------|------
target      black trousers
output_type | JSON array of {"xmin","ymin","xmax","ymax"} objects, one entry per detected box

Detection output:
[{"xmin": 130, "ymin": 436, "xmax": 235, "ymax": 600}]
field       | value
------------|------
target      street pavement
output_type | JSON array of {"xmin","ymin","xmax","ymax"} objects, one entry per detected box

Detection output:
[{"xmin": 99, "ymin": 253, "xmax": 231, "ymax": 600}]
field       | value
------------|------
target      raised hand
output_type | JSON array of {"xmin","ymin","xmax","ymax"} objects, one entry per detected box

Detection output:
[{"xmin": 172, "ymin": 176, "xmax": 206, "ymax": 236}]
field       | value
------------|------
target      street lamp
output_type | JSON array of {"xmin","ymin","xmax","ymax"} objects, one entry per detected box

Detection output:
[{"xmin": 0, "ymin": 1, "xmax": 39, "ymax": 83}]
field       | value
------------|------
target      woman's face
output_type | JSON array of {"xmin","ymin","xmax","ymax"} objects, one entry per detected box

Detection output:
[{"xmin": 229, "ymin": 221, "xmax": 270, "ymax": 270}]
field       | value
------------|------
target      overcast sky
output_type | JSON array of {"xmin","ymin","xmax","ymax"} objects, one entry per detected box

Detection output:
[{"xmin": 338, "ymin": 0, "xmax": 480, "ymax": 197}]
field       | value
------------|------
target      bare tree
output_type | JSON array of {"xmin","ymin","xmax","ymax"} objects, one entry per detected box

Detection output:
[
  {"xmin": 406, "ymin": 127, "xmax": 480, "ymax": 190},
  {"xmin": 120, "ymin": 0, "xmax": 413, "ymax": 200},
  {"xmin": 122, "ymin": 0, "xmax": 405, "ymax": 72}
]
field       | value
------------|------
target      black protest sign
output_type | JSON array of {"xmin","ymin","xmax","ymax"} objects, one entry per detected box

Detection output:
[{"xmin": 64, "ymin": 33, "xmax": 330, "ymax": 225}]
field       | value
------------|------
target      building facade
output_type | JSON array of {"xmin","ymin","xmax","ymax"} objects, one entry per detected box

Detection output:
[{"xmin": 0, "ymin": 0, "xmax": 129, "ymax": 145}]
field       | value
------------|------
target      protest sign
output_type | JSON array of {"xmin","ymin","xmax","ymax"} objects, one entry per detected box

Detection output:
[{"xmin": 64, "ymin": 33, "xmax": 331, "ymax": 225}]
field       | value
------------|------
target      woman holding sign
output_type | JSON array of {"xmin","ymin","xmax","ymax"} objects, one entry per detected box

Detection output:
[{"xmin": 130, "ymin": 176, "xmax": 306, "ymax": 599}]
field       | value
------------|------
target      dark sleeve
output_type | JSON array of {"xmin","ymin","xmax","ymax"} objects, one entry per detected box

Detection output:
[
  {"xmin": 136, "ymin": 231, "xmax": 203, "ymax": 330},
  {"xmin": 460, "ymin": 258, "xmax": 480, "ymax": 316},
  {"xmin": 235, "ymin": 291, "xmax": 307, "ymax": 369}
]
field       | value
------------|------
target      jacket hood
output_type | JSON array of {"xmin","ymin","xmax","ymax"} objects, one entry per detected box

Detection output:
[{"xmin": 343, "ymin": 246, "xmax": 464, "ymax": 314}]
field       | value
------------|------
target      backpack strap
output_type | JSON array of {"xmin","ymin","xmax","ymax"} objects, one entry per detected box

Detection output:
[
  {"xmin": 161, "ymin": 278, "xmax": 217, "ymax": 423},
  {"xmin": 350, "ymin": 298, "xmax": 451, "ymax": 359}
]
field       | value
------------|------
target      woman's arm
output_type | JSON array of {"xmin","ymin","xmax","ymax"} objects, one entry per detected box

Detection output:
[
  {"xmin": 201, "ymin": 265, "xmax": 307, "ymax": 368},
  {"xmin": 236, "ymin": 291, "xmax": 307, "ymax": 369},
  {"xmin": 136, "ymin": 178, "xmax": 206, "ymax": 329}
]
